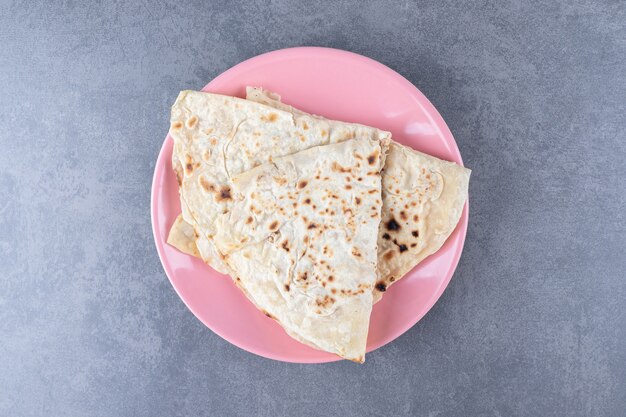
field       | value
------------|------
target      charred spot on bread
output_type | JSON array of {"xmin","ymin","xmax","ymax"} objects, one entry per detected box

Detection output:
[
  {"xmin": 386, "ymin": 218, "xmax": 401, "ymax": 231},
  {"xmin": 375, "ymin": 282, "xmax": 387, "ymax": 292},
  {"xmin": 216, "ymin": 186, "xmax": 232, "ymax": 201},
  {"xmin": 367, "ymin": 150, "xmax": 379, "ymax": 165}
]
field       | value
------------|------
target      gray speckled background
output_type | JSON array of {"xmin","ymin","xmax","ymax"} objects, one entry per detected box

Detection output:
[{"xmin": 1, "ymin": 1, "xmax": 625, "ymax": 416}]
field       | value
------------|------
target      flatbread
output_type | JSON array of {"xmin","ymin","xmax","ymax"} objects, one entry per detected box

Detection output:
[
  {"xmin": 169, "ymin": 90, "xmax": 391, "ymax": 274},
  {"xmin": 374, "ymin": 144, "xmax": 470, "ymax": 301},
  {"xmin": 246, "ymin": 88, "xmax": 471, "ymax": 301},
  {"xmin": 213, "ymin": 138, "xmax": 387, "ymax": 362}
]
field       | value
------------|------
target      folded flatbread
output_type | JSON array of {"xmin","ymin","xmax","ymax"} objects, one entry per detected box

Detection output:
[
  {"xmin": 213, "ymin": 138, "xmax": 386, "ymax": 362},
  {"xmin": 167, "ymin": 214, "xmax": 200, "ymax": 257},
  {"xmin": 245, "ymin": 88, "xmax": 471, "ymax": 301},
  {"xmin": 169, "ymin": 90, "xmax": 391, "ymax": 274}
]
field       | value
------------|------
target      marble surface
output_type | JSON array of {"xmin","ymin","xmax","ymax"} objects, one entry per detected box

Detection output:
[{"xmin": 1, "ymin": 1, "xmax": 624, "ymax": 416}]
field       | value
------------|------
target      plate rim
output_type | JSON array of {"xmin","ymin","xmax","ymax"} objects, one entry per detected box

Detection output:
[{"xmin": 151, "ymin": 46, "xmax": 469, "ymax": 363}]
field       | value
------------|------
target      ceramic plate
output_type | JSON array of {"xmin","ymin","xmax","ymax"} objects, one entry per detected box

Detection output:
[{"xmin": 151, "ymin": 47, "xmax": 468, "ymax": 363}]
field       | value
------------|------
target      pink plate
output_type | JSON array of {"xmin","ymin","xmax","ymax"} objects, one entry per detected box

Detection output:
[{"xmin": 151, "ymin": 47, "xmax": 468, "ymax": 363}]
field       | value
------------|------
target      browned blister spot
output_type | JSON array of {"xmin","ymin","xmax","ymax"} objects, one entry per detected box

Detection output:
[
  {"xmin": 186, "ymin": 115, "xmax": 198, "ymax": 128},
  {"xmin": 382, "ymin": 233, "xmax": 391, "ymax": 240},
  {"xmin": 331, "ymin": 288, "xmax": 337, "ymax": 294},
  {"xmin": 410, "ymin": 243, "xmax": 417, "ymax": 248},
  {"xmin": 304, "ymin": 198, "xmax": 311, "ymax": 205},
  {"xmin": 274, "ymin": 176, "xmax": 288, "ymax": 186},
  {"xmin": 199, "ymin": 177, "xmax": 216, "ymax": 193},
  {"xmin": 284, "ymin": 284, "xmax": 290, "ymax": 291},
  {"xmin": 331, "ymin": 162, "xmax": 350, "ymax": 173},
  {"xmin": 386, "ymin": 218, "xmax": 401, "ymax": 231},
  {"xmin": 355, "ymin": 197, "xmax": 362, "ymax": 205},
  {"xmin": 315, "ymin": 295, "xmax": 335, "ymax": 308},
  {"xmin": 413, "ymin": 214, "xmax": 419, "ymax": 222},
  {"xmin": 302, "ymin": 121, "xmax": 309, "ymax": 130},
  {"xmin": 383, "ymin": 250, "xmax": 395, "ymax": 261},
  {"xmin": 375, "ymin": 282, "xmax": 387, "ymax": 292},
  {"xmin": 351, "ymin": 247, "xmax": 361, "ymax": 257},
  {"xmin": 269, "ymin": 220, "xmax": 279, "ymax": 231},
  {"xmin": 210, "ymin": 138, "xmax": 218, "ymax": 146},
  {"xmin": 400, "ymin": 211, "xmax": 408, "ymax": 221},
  {"xmin": 368, "ymin": 189, "xmax": 377, "ymax": 194},
  {"xmin": 308, "ymin": 223, "xmax": 317, "ymax": 229},
  {"xmin": 246, "ymin": 216, "xmax": 253, "ymax": 224},
  {"xmin": 171, "ymin": 121, "xmax": 183, "ymax": 130},
  {"xmin": 216, "ymin": 186, "xmax": 231, "ymax": 202},
  {"xmin": 298, "ymin": 134, "xmax": 306, "ymax": 143},
  {"xmin": 398, "ymin": 244, "xmax": 408, "ymax": 253},
  {"xmin": 262, "ymin": 112, "xmax": 278, "ymax": 122},
  {"xmin": 281, "ymin": 240, "xmax": 290, "ymax": 252},
  {"xmin": 345, "ymin": 185, "xmax": 352, "ymax": 190},
  {"xmin": 412, "ymin": 230, "xmax": 419, "ymax": 237},
  {"xmin": 175, "ymin": 167, "xmax": 183, "ymax": 186},
  {"xmin": 298, "ymin": 180, "xmax": 308, "ymax": 189},
  {"xmin": 367, "ymin": 150, "xmax": 379, "ymax": 165}
]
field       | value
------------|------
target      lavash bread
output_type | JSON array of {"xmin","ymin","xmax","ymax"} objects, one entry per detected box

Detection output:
[
  {"xmin": 245, "ymin": 87, "xmax": 470, "ymax": 301},
  {"xmin": 211, "ymin": 138, "xmax": 387, "ymax": 362},
  {"xmin": 169, "ymin": 90, "xmax": 391, "ymax": 274}
]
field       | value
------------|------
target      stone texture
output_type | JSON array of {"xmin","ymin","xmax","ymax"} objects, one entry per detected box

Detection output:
[{"xmin": 0, "ymin": 1, "xmax": 624, "ymax": 416}]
